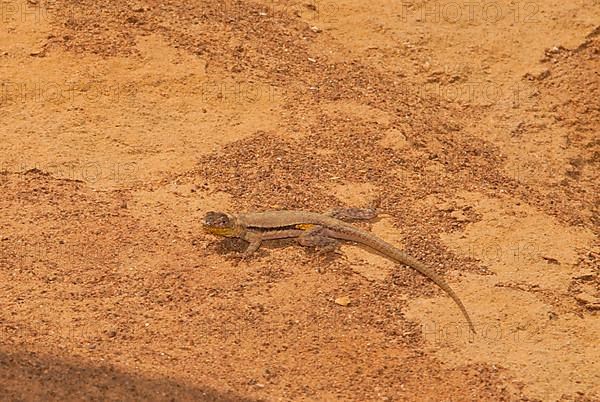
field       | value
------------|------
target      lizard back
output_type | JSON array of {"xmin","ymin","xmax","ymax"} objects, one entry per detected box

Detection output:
[{"xmin": 237, "ymin": 210, "xmax": 344, "ymax": 228}]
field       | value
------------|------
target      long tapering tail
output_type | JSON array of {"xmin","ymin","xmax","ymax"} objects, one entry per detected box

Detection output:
[{"xmin": 325, "ymin": 224, "xmax": 476, "ymax": 334}]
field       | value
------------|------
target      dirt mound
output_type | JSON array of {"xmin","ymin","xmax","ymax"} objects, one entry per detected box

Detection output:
[{"xmin": 1, "ymin": 0, "xmax": 598, "ymax": 400}]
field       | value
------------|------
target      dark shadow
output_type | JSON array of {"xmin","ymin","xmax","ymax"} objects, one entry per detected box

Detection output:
[{"xmin": 0, "ymin": 349, "xmax": 261, "ymax": 402}]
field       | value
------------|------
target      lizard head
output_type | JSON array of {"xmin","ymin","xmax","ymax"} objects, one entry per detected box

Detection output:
[{"xmin": 202, "ymin": 211, "xmax": 242, "ymax": 237}]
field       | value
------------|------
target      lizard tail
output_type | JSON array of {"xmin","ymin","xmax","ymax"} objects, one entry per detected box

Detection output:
[{"xmin": 327, "ymin": 225, "xmax": 476, "ymax": 334}]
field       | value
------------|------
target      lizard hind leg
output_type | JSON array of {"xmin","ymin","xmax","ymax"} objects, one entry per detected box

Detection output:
[
  {"xmin": 297, "ymin": 226, "xmax": 341, "ymax": 255},
  {"xmin": 328, "ymin": 207, "xmax": 379, "ymax": 221}
]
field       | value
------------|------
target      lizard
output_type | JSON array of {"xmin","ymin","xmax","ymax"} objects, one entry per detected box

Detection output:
[{"xmin": 202, "ymin": 209, "xmax": 476, "ymax": 334}]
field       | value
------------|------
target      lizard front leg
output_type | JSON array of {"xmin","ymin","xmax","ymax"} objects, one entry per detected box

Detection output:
[
  {"xmin": 239, "ymin": 231, "xmax": 263, "ymax": 260},
  {"xmin": 239, "ymin": 228, "xmax": 305, "ymax": 261}
]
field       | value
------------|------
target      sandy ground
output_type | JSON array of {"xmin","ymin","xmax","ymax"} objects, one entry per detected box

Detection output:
[{"xmin": 1, "ymin": 0, "xmax": 599, "ymax": 400}]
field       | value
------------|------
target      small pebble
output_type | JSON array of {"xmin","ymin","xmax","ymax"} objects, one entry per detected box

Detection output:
[{"xmin": 334, "ymin": 296, "xmax": 351, "ymax": 306}]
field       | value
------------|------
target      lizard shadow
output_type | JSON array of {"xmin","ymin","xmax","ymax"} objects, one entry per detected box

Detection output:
[
  {"xmin": 215, "ymin": 237, "xmax": 344, "ymax": 265},
  {"xmin": 213, "ymin": 237, "xmax": 296, "ymax": 259}
]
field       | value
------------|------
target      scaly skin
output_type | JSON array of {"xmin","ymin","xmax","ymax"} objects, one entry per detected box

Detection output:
[{"xmin": 203, "ymin": 210, "xmax": 475, "ymax": 333}]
